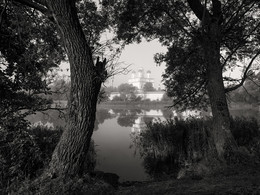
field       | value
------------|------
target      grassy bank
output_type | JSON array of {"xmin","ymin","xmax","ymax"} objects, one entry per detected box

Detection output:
[
  {"xmin": 118, "ymin": 116, "xmax": 260, "ymax": 194},
  {"xmin": 117, "ymin": 163, "xmax": 260, "ymax": 194}
]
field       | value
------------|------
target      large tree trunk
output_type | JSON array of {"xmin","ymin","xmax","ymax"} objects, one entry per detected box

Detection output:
[
  {"xmin": 46, "ymin": 0, "xmax": 104, "ymax": 177},
  {"xmin": 204, "ymin": 20, "xmax": 238, "ymax": 160}
]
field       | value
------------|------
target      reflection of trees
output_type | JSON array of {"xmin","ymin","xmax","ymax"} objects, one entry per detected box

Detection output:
[
  {"xmin": 131, "ymin": 116, "xmax": 154, "ymax": 133},
  {"xmin": 118, "ymin": 116, "xmax": 137, "ymax": 127},
  {"xmin": 27, "ymin": 109, "xmax": 115, "ymax": 131},
  {"xmin": 113, "ymin": 109, "xmax": 142, "ymax": 127},
  {"xmin": 132, "ymin": 119, "xmax": 210, "ymax": 179},
  {"xmin": 94, "ymin": 109, "xmax": 115, "ymax": 130}
]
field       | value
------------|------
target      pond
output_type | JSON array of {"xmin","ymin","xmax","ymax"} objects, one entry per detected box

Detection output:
[{"xmin": 26, "ymin": 106, "xmax": 259, "ymax": 182}]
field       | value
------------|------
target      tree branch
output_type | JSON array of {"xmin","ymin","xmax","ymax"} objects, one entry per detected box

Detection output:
[
  {"xmin": 222, "ymin": 21, "xmax": 260, "ymax": 69},
  {"xmin": 0, "ymin": 0, "xmax": 8, "ymax": 29},
  {"xmin": 162, "ymin": 8, "xmax": 194, "ymax": 38},
  {"xmin": 223, "ymin": 1, "xmax": 256, "ymax": 34},
  {"xmin": 13, "ymin": 0, "xmax": 48, "ymax": 14},
  {"xmin": 187, "ymin": 0, "xmax": 211, "ymax": 21},
  {"xmin": 225, "ymin": 50, "xmax": 260, "ymax": 92},
  {"xmin": 247, "ymin": 76, "xmax": 260, "ymax": 88},
  {"xmin": 13, "ymin": 0, "xmax": 54, "ymax": 22}
]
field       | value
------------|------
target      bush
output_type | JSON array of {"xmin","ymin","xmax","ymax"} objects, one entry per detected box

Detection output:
[
  {"xmin": 135, "ymin": 116, "xmax": 260, "ymax": 179},
  {"xmin": 29, "ymin": 126, "xmax": 63, "ymax": 166},
  {"xmin": 0, "ymin": 119, "xmax": 44, "ymax": 193},
  {"xmin": 112, "ymin": 96, "xmax": 123, "ymax": 101},
  {"xmin": 230, "ymin": 117, "xmax": 259, "ymax": 146},
  {"xmin": 230, "ymin": 117, "xmax": 260, "ymax": 157},
  {"xmin": 133, "ymin": 118, "xmax": 211, "ymax": 179},
  {"xmin": 0, "ymin": 121, "xmax": 96, "ymax": 194}
]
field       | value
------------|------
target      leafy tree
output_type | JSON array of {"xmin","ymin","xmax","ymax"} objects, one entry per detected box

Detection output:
[
  {"xmin": 105, "ymin": 86, "xmax": 118, "ymax": 93},
  {"xmin": 0, "ymin": 2, "xmax": 64, "ymax": 121},
  {"xmin": 118, "ymin": 83, "xmax": 136, "ymax": 101},
  {"xmin": 112, "ymin": 95, "xmax": 124, "ymax": 101},
  {"xmin": 115, "ymin": 0, "xmax": 260, "ymax": 160},
  {"xmin": 3, "ymin": 0, "xmax": 114, "ymax": 179},
  {"xmin": 116, "ymin": 109, "xmax": 141, "ymax": 127},
  {"xmin": 94, "ymin": 108, "xmax": 115, "ymax": 130},
  {"xmin": 143, "ymin": 82, "xmax": 156, "ymax": 92}
]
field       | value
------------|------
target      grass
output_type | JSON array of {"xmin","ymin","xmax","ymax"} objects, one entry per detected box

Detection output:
[{"xmin": 118, "ymin": 116, "xmax": 260, "ymax": 194}]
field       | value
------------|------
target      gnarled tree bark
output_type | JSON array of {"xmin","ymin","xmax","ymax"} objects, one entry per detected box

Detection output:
[
  {"xmin": 46, "ymin": 0, "xmax": 105, "ymax": 177},
  {"xmin": 188, "ymin": 0, "xmax": 238, "ymax": 160}
]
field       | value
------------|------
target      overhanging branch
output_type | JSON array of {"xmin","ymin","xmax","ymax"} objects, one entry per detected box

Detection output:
[
  {"xmin": 162, "ymin": 9, "xmax": 194, "ymax": 38},
  {"xmin": 13, "ymin": 0, "xmax": 54, "ymax": 22},
  {"xmin": 13, "ymin": 0, "xmax": 48, "ymax": 14},
  {"xmin": 0, "ymin": 0, "xmax": 8, "ymax": 29},
  {"xmin": 225, "ymin": 50, "xmax": 260, "ymax": 93}
]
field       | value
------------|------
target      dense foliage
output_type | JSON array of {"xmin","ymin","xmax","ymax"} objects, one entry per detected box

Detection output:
[
  {"xmin": 0, "ymin": 0, "xmax": 116, "ymax": 120},
  {"xmin": 1, "ymin": 0, "xmax": 121, "ymax": 180},
  {"xmin": 132, "ymin": 116, "xmax": 260, "ymax": 179},
  {"xmin": 114, "ymin": 0, "xmax": 260, "ymax": 109},
  {"xmin": 0, "ymin": 122, "xmax": 60, "ymax": 193},
  {"xmin": 0, "ymin": 2, "xmax": 64, "ymax": 120},
  {"xmin": 143, "ymin": 82, "xmax": 156, "ymax": 92},
  {"xmin": 0, "ymin": 123, "xmax": 96, "ymax": 194},
  {"xmin": 117, "ymin": 83, "xmax": 137, "ymax": 101}
]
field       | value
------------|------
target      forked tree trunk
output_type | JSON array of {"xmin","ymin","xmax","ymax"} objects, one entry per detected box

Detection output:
[
  {"xmin": 46, "ymin": 0, "xmax": 103, "ymax": 177},
  {"xmin": 204, "ymin": 21, "xmax": 238, "ymax": 160}
]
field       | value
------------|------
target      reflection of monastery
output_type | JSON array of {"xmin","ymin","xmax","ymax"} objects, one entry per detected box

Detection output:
[{"xmin": 110, "ymin": 68, "xmax": 164, "ymax": 101}]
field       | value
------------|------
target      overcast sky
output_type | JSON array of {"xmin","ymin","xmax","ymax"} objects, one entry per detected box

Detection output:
[
  {"xmin": 58, "ymin": 36, "xmax": 252, "ymax": 89},
  {"xmin": 60, "ymin": 39, "xmax": 168, "ymax": 89},
  {"xmin": 106, "ymin": 39, "xmax": 167, "ymax": 88}
]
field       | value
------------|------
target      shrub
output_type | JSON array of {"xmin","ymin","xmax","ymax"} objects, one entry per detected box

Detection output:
[
  {"xmin": 230, "ymin": 117, "xmax": 259, "ymax": 146},
  {"xmin": 29, "ymin": 126, "xmax": 63, "ymax": 166},
  {"xmin": 0, "ymin": 121, "xmax": 96, "ymax": 194},
  {"xmin": 0, "ymin": 119, "xmax": 44, "ymax": 193},
  {"xmin": 135, "ymin": 116, "xmax": 259, "ymax": 179},
  {"xmin": 133, "ymin": 118, "xmax": 211, "ymax": 179},
  {"xmin": 112, "ymin": 96, "xmax": 123, "ymax": 101}
]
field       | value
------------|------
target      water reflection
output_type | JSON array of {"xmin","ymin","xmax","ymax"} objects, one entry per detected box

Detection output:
[
  {"xmin": 94, "ymin": 109, "xmax": 115, "ymax": 130},
  {"xmin": 131, "ymin": 117, "xmax": 146, "ymax": 133},
  {"xmin": 26, "ymin": 106, "xmax": 259, "ymax": 181}
]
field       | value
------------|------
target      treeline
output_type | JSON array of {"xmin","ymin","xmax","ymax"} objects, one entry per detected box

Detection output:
[{"xmin": 47, "ymin": 76, "xmax": 260, "ymax": 104}]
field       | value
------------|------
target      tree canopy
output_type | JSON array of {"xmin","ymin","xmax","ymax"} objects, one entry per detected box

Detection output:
[
  {"xmin": 0, "ymin": 2, "xmax": 64, "ymax": 121},
  {"xmin": 0, "ymin": 0, "xmax": 119, "ymax": 180},
  {"xmin": 117, "ymin": 83, "xmax": 136, "ymax": 101},
  {"xmin": 115, "ymin": 0, "xmax": 260, "ymax": 109},
  {"xmin": 115, "ymin": 0, "xmax": 260, "ymax": 159},
  {"xmin": 143, "ymin": 82, "xmax": 156, "ymax": 92},
  {"xmin": 0, "ymin": 0, "xmax": 118, "ymax": 121}
]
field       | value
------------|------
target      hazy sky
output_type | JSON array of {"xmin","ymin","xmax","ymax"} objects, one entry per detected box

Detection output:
[
  {"xmin": 58, "ymin": 36, "xmax": 251, "ymax": 89},
  {"xmin": 107, "ymin": 39, "xmax": 167, "ymax": 88},
  {"xmin": 59, "ymin": 39, "xmax": 168, "ymax": 89}
]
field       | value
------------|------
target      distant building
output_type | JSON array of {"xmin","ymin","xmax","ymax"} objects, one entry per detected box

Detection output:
[
  {"xmin": 109, "ymin": 68, "xmax": 165, "ymax": 101},
  {"xmin": 128, "ymin": 68, "xmax": 154, "ymax": 91},
  {"xmin": 109, "ymin": 91, "xmax": 165, "ymax": 101}
]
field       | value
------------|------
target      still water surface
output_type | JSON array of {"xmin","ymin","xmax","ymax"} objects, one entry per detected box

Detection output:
[{"xmin": 26, "ymin": 107, "xmax": 259, "ymax": 182}]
